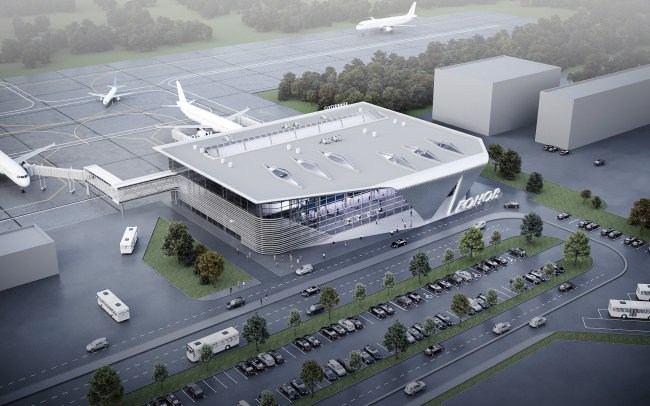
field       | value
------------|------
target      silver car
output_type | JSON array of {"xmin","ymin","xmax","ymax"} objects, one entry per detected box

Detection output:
[
  {"xmin": 295, "ymin": 264, "xmax": 313, "ymax": 276},
  {"xmin": 86, "ymin": 337, "xmax": 109, "ymax": 353},
  {"xmin": 327, "ymin": 359, "xmax": 347, "ymax": 377},
  {"xmin": 257, "ymin": 353, "xmax": 276, "ymax": 367},
  {"xmin": 404, "ymin": 380, "xmax": 426, "ymax": 395},
  {"xmin": 529, "ymin": 316, "xmax": 547, "ymax": 328}
]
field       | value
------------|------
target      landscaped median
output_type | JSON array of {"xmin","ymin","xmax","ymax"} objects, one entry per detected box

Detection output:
[
  {"xmin": 142, "ymin": 218, "xmax": 252, "ymax": 299},
  {"xmin": 121, "ymin": 234, "xmax": 591, "ymax": 405},
  {"xmin": 425, "ymin": 331, "xmax": 650, "ymax": 406}
]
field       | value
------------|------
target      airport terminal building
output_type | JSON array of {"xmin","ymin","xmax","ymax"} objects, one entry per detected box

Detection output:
[{"xmin": 155, "ymin": 103, "xmax": 488, "ymax": 254}]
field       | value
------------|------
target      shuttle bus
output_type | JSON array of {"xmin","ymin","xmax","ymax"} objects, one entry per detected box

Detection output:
[
  {"xmin": 97, "ymin": 289, "xmax": 130, "ymax": 322},
  {"xmin": 635, "ymin": 284, "xmax": 650, "ymax": 301},
  {"xmin": 186, "ymin": 327, "xmax": 239, "ymax": 362},
  {"xmin": 120, "ymin": 226, "xmax": 138, "ymax": 254},
  {"xmin": 608, "ymin": 299, "xmax": 650, "ymax": 319}
]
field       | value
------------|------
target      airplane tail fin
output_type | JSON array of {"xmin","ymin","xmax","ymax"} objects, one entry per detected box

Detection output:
[
  {"xmin": 407, "ymin": 2, "xmax": 417, "ymax": 17},
  {"xmin": 110, "ymin": 77, "xmax": 126, "ymax": 89},
  {"xmin": 176, "ymin": 81, "xmax": 188, "ymax": 105}
]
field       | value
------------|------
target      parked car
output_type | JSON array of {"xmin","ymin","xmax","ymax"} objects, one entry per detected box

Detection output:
[
  {"xmin": 523, "ymin": 273, "xmax": 542, "ymax": 285},
  {"xmin": 482, "ymin": 259, "xmax": 500, "ymax": 269},
  {"xmin": 493, "ymin": 322, "xmax": 511, "ymax": 334},
  {"xmin": 491, "ymin": 256, "xmax": 508, "ymax": 265},
  {"xmin": 474, "ymin": 296, "xmax": 490, "ymax": 309},
  {"xmin": 295, "ymin": 264, "xmax": 314, "ymax": 276},
  {"xmin": 306, "ymin": 303, "xmax": 324, "ymax": 316},
  {"xmin": 477, "ymin": 293, "xmax": 487, "ymax": 301},
  {"xmin": 226, "ymin": 297, "xmax": 245, "ymax": 310},
  {"xmin": 86, "ymin": 338, "xmax": 109, "ymax": 353},
  {"xmin": 547, "ymin": 146, "xmax": 559, "ymax": 152},
  {"xmin": 446, "ymin": 273, "xmax": 464, "ymax": 285},
  {"xmin": 337, "ymin": 357, "xmax": 355, "ymax": 373},
  {"xmin": 405, "ymin": 332, "xmax": 416, "ymax": 345},
  {"xmin": 631, "ymin": 239, "xmax": 646, "ymax": 248},
  {"xmin": 473, "ymin": 221, "xmax": 487, "ymax": 230},
  {"xmin": 330, "ymin": 324, "xmax": 347, "ymax": 336},
  {"xmin": 504, "ymin": 201, "xmax": 519, "ymax": 208},
  {"xmin": 338, "ymin": 319, "xmax": 356, "ymax": 332},
  {"xmin": 267, "ymin": 350, "xmax": 285, "ymax": 364},
  {"xmin": 594, "ymin": 159, "xmax": 606, "ymax": 166},
  {"xmin": 509, "ymin": 277, "xmax": 529, "ymax": 291},
  {"xmin": 554, "ymin": 264, "xmax": 566, "ymax": 274},
  {"xmin": 529, "ymin": 269, "xmax": 547, "ymax": 281},
  {"xmin": 280, "ymin": 383, "xmax": 300, "ymax": 400},
  {"xmin": 559, "ymin": 149, "xmax": 570, "ymax": 155},
  {"xmin": 600, "ymin": 228, "xmax": 615, "ymax": 236},
  {"xmin": 293, "ymin": 338, "xmax": 312, "ymax": 351},
  {"xmin": 396, "ymin": 295, "xmax": 413, "ymax": 307},
  {"xmin": 369, "ymin": 306, "xmax": 387, "ymax": 318},
  {"xmin": 359, "ymin": 350, "xmax": 375, "ymax": 364},
  {"xmin": 585, "ymin": 222, "xmax": 600, "ymax": 231},
  {"xmin": 435, "ymin": 312, "xmax": 454, "ymax": 326},
  {"xmin": 407, "ymin": 291, "xmax": 423, "ymax": 303},
  {"xmin": 624, "ymin": 236, "xmax": 638, "ymax": 245},
  {"xmin": 436, "ymin": 279, "xmax": 453, "ymax": 290},
  {"xmin": 364, "ymin": 345, "xmax": 383, "ymax": 360},
  {"xmin": 348, "ymin": 317, "xmax": 364, "ymax": 329},
  {"xmin": 432, "ymin": 317, "xmax": 447, "ymax": 330},
  {"xmin": 473, "ymin": 263, "xmax": 491, "ymax": 274},
  {"xmin": 412, "ymin": 322, "xmax": 430, "ymax": 337},
  {"xmin": 557, "ymin": 213, "xmax": 571, "ymax": 220},
  {"xmin": 407, "ymin": 327, "xmax": 425, "ymax": 341},
  {"xmin": 257, "ymin": 353, "xmax": 276, "ymax": 367},
  {"xmin": 426, "ymin": 282, "xmax": 443, "ymax": 293},
  {"xmin": 424, "ymin": 344, "xmax": 444, "ymax": 356},
  {"xmin": 578, "ymin": 220, "xmax": 592, "ymax": 228},
  {"xmin": 467, "ymin": 298, "xmax": 483, "ymax": 312},
  {"xmin": 290, "ymin": 378, "xmax": 310, "ymax": 396},
  {"xmin": 404, "ymin": 381, "xmax": 426, "ymax": 395},
  {"xmin": 302, "ymin": 286, "xmax": 321, "ymax": 296},
  {"xmin": 321, "ymin": 365, "xmax": 338, "ymax": 381},
  {"xmin": 509, "ymin": 247, "xmax": 526, "ymax": 257},
  {"xmin": 608, "ymin": 230, "xmax": 623, "ymax": 239},
  {"xmin": 164, "ymin": 392, "xmax": 182, "ymax": 406},
  {"xmin": 247, "ymin": 357, "xmax": 265, "ymax": 371},
  {"xmin": 327, "ymin": 359, "xmax": 347, "ymax": 377},
  {"xmin": 378, "ymin": 303, "xmax": 395, "ymax": 315},
  {"xmin": 238, "ymin": 361, "xmax": 255, "ymax": 375},
  {"xmin": 390, "ymin": 239, "xmax": 407, "ymax": 248},
  {"xmin": 151, "ymin": 397, "xmax": 166, "ymax": 406},
  {"xmin": 529, "ymin": 316, "xmax": 547, "ymax": 328},
  {"xmin": 455, "ymin": 270, "xmax": 473, "ymax": 281},
  {"xmin": 543, "ymin": 145, "xmax": 552, "ymax": 151},
  {"xmin": 185, "ymin": 383, "xmax": 204, "ymax": 398},
  {"xmin": 303, "ymin": 335, "xmax": 321, "ymax": 347}
]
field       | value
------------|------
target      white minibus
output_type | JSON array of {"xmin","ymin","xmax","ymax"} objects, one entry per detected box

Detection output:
[
  {"xmin": 97, "ymin": 289, "xmax": 130, "ymax": 322},
  {"xmin": 120, "ymin": 227, "xmax": 138, "ymax": 254},
  {"xmin": 186, "ymin": 327, "xmax": 239, "ymax": 362},
  {"xmin": 608, "ymin": 299, "xmax": 650, "ymax": 320},
  {"xmin": 635, "ymin": 284, "xmax": 650, "ymax": 301}
]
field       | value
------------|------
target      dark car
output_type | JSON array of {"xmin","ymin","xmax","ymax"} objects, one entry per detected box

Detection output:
[
  {"xmin": 523, "ymin": 273, "xmax": 541, "ymax": 285},
  {"xmin": 185, "ymin": 383, "xmax": 204, "ymax": 399},
  {"xmin": 378, "ymin": 303, "xmax": 395, "ymax": 315},
  {"xmin": 624, "ymin": 236, "xmax": 638, "ymax": 245},
  {"xmin": 424, "ymin": 344, "xmax": 444, "ymax": 356},
  {"xmin": 151, "ymin": 397, "xmax": 166, "ymax": 406},
  {"xmin": 301, "ymin": 286, "xmax": 321, "ymax": 297},
  {"xmin": 609, "ymin": 230, "xmax": 623, "ymax": 239},
  {"xmin": 304, "ymin": 335, "xmax": 321, "ymax": 347},
  {"xmin": 364, "ymin": 345, "xmax": 383, "ymax": 360},
  {"xmin": 238, "ymin": 361, "xmax": 255, "ymax": 375},
  {"xmin": 559, "ymin": 149, "xmax": 570, "ymax": 155},
  {"xmin": 390, "ymin": 239, "xmax": 407, "ymax": 248},
  {"xmin": 557, "ymin": 213, "xmax": 571, "ymax": 220},
  {"xmin": 164, "ymin": 392, "xmax": 182, "ymax": 406},
  {"xmin": 407, "ymin": 291, "xmax": 423, "ymax": 303},
  {"xmin": 359, "ymin": 350, "xmax": 375, "ymax": 364},
  {"xmin": 558, "ymin": 282, "xmax": 576, "ymax": 292},
  {"xmin": 337, "ymin": 357, "xmax": 355, "ymax": 373},
  {"xmin": 320, "ymin": 328, "xmax": 338, "ymax": 340},
  {"xmin": 585, "ymin": 222, "xmax": 600, "ymax": 231},
  {"xmin": 474, "ymin": 297, "xmax": 490, "ymax": 309},
  {"xmin": 412, "ymin": 322, "xmax": 431, "ymax": 337},
  {"xmin": 291, "ymin": 378, "xmax": 310, "ymax": 396},
  {"xmin": 504, "ymin": 201, "xmax": 520, "ymax": 208},
  {"xmin": 226, "ymin": 297, "xmax": 245, "ymax": 310},
  {"xmin": 530, "ymin": 269, "xmax": 547, "ymax": 281},
  {"xmin": 594, "ymin": 159, "xmax": 606, "ymax": 166},
  {"xmin": 509, "ymin": 247, "xmax": 526, "ymax": 257},
  {"xmin": 369, "ymin": 306, "xmax": 387, "ymax": 318},
  {"xmin": 247, "ymin": 357, "xmax": 265, "ymax": 371},
  {"xmin": 435, "ymin": 312, "xmax": 454, "ymax": 326},
  {"xmin": 407, "ymin": 327, "xmax": 425, "ymax": 341},
  {"xmin": 306, "ymin": 303, "xmax": 324, "ymax": 316},
  {"xmin": 555, "ymin": 264, "xmax": 566, "ymax": 274},
  {"xmin": 348, "ymin": 317, "xmax": 364, "ymax": 329},
  {"xmin": 547, "ymin": 146, "xmax": 559, "ymax": 152},
  {"xmin": 482, "ymin": 259, "xmax": 499, "ymax": 269},
  {"xmin": 491, "ymin": 256, "xmax": 508, "ymax": 265},
  {"xmin": 632, "ymin": 239, "xmax": 646, "ymax": 248},
  {"xmin": 294, "ymin": 338, "xmax": 312, "ymax": 351},
  {"xmin": 446, "ymin": 273, "xmax": 464, "ymax": 285},
  {"xmin": 432, "ymin": 317, "xmax": 447, "ymax": 330},
  {"xmin": 322, "ymin": 365, "xmax": 338, "ymax": 381},
  {"xmin": 426, "ymin": 282, "xmax": 443, "ymax": 293},
  {"xmin": 280, "ymin": 383, "xmax": 300, "ymax": 400},
  {"xmin": 330, "ymin": 324, "xmax": 347, "ymax": 336},
  {"xmin": 543, "ymin": 145, "xmax": 552, "ymax": 151},
  {"xmin": 267, "ymin": 350, "xmax": 285, "ymax": 363},
  {"xmin": 396, "ymin": 295, "xmax": 413, "ymax": 307},
  {"xmin": 436, "ymin": 279, "xmax": 453, "ymax": 290},
  {"xmin": 600, "ymin": 228, "xmax": 615, "ymax": 236},
  {"xmin": 473, "ymin": 263, "xmax": 491, "ymax": 274},
  {"xmin": 577, "ymin": 220, "xmax": 592, "ymax": 228}
]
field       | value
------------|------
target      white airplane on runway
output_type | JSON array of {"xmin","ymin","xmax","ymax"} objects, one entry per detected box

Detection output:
[
  {"xmin": 158, "ymin": 81, "xmax": 249, "ymax": 134},
  {"xmin": 89, "ymin": 77, "xmax": 134, "ymax": 106},
  {"xmin": 0, "ymin": 143, "xmax": 55, "ymax": 191},
  {"xmin": 356, "ymin": 2, "xmax": 418, "ymax": 34}
]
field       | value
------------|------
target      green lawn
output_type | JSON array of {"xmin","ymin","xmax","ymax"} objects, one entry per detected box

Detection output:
[
  {"xmin": 426, "ymin": 331, "xmax": 650, "ymax": 406},
  {"xmin": 122, "ymin": 234, "xmax": 575, "ymax": 405},
  {"xmin": 481, "ymin": 167, "xmax": 642, "ymax": 237},
  {"xmin": 142, "ymin": 217, "xmax": 252, "ymax": 299}
]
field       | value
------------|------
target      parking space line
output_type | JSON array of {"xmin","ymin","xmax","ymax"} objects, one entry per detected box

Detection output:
[
  {"xmin": 281, "ymin": 346, "xmax": 297, "ymax": 358},
  {"xmin": 223, "ymin": 371, "xmax": 238, "ymax": 384},
  {"xmin": 180, "ymin": 389, "xmax": 196, "ymax": 403},
  {"xmin": 213, "ymin": 375, "xmax": 228, "ymax": 389},
  {"xmin": 356, "ymin": 314, "xmax": 374, "ymax": 325},
  {"xmin": 389, "ymin": 300, "xmax": 408, "ymax": 312},
  {"xmin": 202, "ymin": 379, "xmax": 217, "ymax": 393},
  {"xmin": 290, "ymin": 342, "xmax": 307, "ymax": 354},
  {"xmin": 233, "ymin": 367, "xmax": 249, "ymax": 380}
]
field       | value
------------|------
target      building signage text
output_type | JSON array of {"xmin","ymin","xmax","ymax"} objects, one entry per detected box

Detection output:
[{"xmin": 454, "ymin": 188, "xmax": 501, "ymax": 213}]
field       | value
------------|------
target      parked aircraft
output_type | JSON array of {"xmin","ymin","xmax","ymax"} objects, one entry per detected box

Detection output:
[
  {"xmin": 89, "ymin": 77, "xmax": 134, "ymax": 106},
  {"xmin": 0, "ymin": 143, "xmax": 55, "ymax": 191},
  {"xmin": 356, "ymin": 2, "xmax": 417, "ymax": 33}
]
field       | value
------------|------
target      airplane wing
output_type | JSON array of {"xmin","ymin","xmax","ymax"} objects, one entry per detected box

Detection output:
[
  {"xmin": 13, "ymin": 143, "xmax": 56, "ymax": 164},
  {"xmin": 390, "ymin": 24, "xmax": 415, "ymax": 27},
  {"xmin": 156, "ymin": 125, "xmax": 217, "ymax": 129},
  {"xmin": 89, "ymin": 92, "xmax": 107, "ymax": 97},
  {"xmin": 226, "ymin": 108, "xmax": 250, "ymax": 122},
  {"xmin": 114, "ymin": 92, "xmax": 135, "ymax": 98}
]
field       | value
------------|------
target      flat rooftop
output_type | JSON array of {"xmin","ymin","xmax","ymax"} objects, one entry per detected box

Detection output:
[
  {"xmin": 436, "ymin": 55, "xmax": 559, "ymax": 83},
  {"xmin": 0, "ymin": 224, "xmax": 54, "ymax": 256},
  {"xmin": 542, "ymin": 64, "xmax": 650, "ymax": 100},
  {"xmin": 155, "ymin": 102, "xmax": 486, "ymax": 203}
]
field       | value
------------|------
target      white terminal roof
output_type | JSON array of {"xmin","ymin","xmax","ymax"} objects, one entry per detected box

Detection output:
[
  {"xmin": 542, "ymin": 64, "xmax": 650, "ymax": 100},
  {"xmin": 154, "ymin": 102, "xmax": 486, "ymax": 203},
  {"xmin": 437, "ymin": 55, "xmax": 560, "ymax": 83}
]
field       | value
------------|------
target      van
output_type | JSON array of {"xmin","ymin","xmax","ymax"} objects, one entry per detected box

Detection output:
[
  {"xmin": 120, "ymin": 227, "xmax": 138, "ymax": 254},
  {"xmin": 306, "ymin": 303, "xmax": 324, "ymax": 316}
]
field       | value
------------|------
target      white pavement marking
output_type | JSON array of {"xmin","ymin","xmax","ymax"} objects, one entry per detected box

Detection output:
[
  {"xmin": 203, "ymin": 379, "xmax": 218, "ymax": 393},
  {"xmin": 213, "ymin": 375, "xmax": 228, "ymax": 389}
]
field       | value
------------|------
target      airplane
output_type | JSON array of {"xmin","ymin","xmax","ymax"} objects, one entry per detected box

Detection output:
[
  {"xmin": 89, "ymin": 77, "xmax": 134, "ymax": 106},
  {"xmin": 0, "ymin": 143, "xmax": 55, "ymax": 192},
  {"xmin": 355, "ymin": 2, "xmax": 418, "ymax": 34},
  {"xmin": 158, "ymin": 81, "xmax": 249, "ymax": 135}
]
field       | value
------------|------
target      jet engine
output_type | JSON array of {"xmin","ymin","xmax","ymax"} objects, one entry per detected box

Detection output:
[
  {"xmin": 117, "ymin": 96, "xmax": 121, "ymax": 101},
  {"xmin": 382, "ymin": 26, "xmax": 393, "ymax": 32}
]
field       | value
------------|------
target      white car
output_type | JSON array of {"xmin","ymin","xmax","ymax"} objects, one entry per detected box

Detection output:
[
  {"xmin": 473, "ymin": 221, "xmax": 487, "ymax": 230},
  {"xmin": 295, "ymin": 264, "xmax": 313, "ymax": 276},
  {"xmin": 529, "ymin": 316, "xmax": 547, "ymax": 328},
  {"xmin": 455, "ymin": 270, "xmax": 473, "ymax": 281},
  {"xmin": 338, "ymin": 319, "xmax": 355, "ymax": 332},
  {"xmin": 404, "ymin": 381, "xmax": 426, "ymax": 395},
  {"xmin": 467, "ymin": 298, "xmax": 483, "ymax": 313},
  {"xmin": 493, "ymin": 322, "xmax": 511, "ymax": 334}
]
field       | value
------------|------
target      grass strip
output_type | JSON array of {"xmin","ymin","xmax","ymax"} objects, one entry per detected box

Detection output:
[
  {"xmin": 480, "ymin": 167, "xmax": 642, "ymax": 237},
  {"xmin": 121, "ymin": 234, "xmax": 571, "ymax": 405},
  {"xmin": 425, "ymin": 331, "xmax": 650, "ymax": 406},
  {"xmin": 142, "ymin": 217, "xmax": 252, "ymax": 299}
]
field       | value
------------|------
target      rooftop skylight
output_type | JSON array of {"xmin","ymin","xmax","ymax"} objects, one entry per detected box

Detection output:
[
  {"xmin": 402, "ymin": 145, "xmax": 442, "ymax": 163},
  {"xmin": 377, "ymin": 152, "xmax": 418, "ymax": 172},
  {"xmin": 319, "ymin": 150, "xmax": 359, "ymax": 172},
  {"xmin": 426, "ymin": 139, "xmax": 464, "ymax": 155},
  {"xmin": 292, "ymin": 157, "xmax": 332, "ymax": 180},
  {"xmin": 263, "ymin": 164, "xmax": 302, "ymax": 188}
]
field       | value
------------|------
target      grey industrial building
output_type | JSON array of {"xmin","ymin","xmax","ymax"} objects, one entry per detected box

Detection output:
[
  {"xmin": 155, "ymin": 102, "xmax": 488, "ymax": 254},
  {"xmin": 432, "ymin": 55, "xmax": 561, "ymax": 136},
  {"xmin": 0, "ymin": 224, "xmax": 59, "ymax": 291},
  {"xmin": 535, "ymin": 65, "xmax": 650, "ymax": 150}
]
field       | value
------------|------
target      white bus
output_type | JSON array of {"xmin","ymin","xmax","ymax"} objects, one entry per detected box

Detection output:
[
  {"xmin": 97, "ymin": 289, "xmax": 130, "ymax": 322},
  {"xmin": 186, "ymin": 327, "xmax": 239, "ymax": 362},
  {"xmin": 636, "ymin": 284, "xmax": 650, "ymax": 301},
  {"xmin": 608, "ymin": 299, "xmax": 650, "ymax": 319},
  {"xmin": 120, "ymin": 227, "xmax": 138, "ymax": 254}
]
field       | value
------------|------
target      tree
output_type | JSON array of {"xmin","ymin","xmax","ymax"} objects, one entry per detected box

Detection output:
[
  {"xmin": 161, "ymin": 221, "xmax": 192, "ymax": 262},
  {"xmin": 259, "ymin": 390, "xmax": 277, "ymax": 406},
  {"xmin": 176, "ymin": 232, "xmax": 195, "ymax": 264},
  {"xmin": 193, "ymin": 243, "xmax": 208, "ymax": 275},
  {"xmin": 451, "ymin": 293, "xmax": 471, "ymax": 324},
  {"xmin": 287, "ymin": 308, "xmax": 301, "ymax": 337},
  {"xmin": 300, "ymin": 359, "xmax": 323, "ymax": 398},
  {"xmin": 382, "ymin": 319, "xmax": 409, "ymax": 359},
  {"xmin": 563, "ymin": 230, "xmax": 591, "ymax": 265},
  {"xmin": 490, "ymin": 230, "xmax": 501, "ymax": 254},
  {"xmin": 197, "ymin": 251, "xmax": 225, "ymax": 287},
  {"xmin": 592, "ymin": 196, "xmax": 602, "ymax": 209},
  {"xmin": 486, "ymin": 288, "xmax": 498, "ymax": 307},
  {"xmin": 520, "ymin": 212, "xmax": 544, "ymax": 243},
  {"xmin": 542, "ymin": 262, "xmax": 556, "ymax": 280},
  {"xmin": 487, "ymin": 143, "xmax": 504, "ymax": 171},
  {"xmin": 151, "ymin": 361, "xmax": 168, "ymax": 389},
  {"xmin": 199, "ymin": 344, "xmax": 213, "ymax": 371},
  {"xmin": 382, "ymin": 271, "xmax": 395, "ymax": 298},
  {"xmin": 442, "ymin": 248, "xmax": 454, "ymax": 271},
  {"xmin": 526, "ymin": 172, "xmax": 544, "ymax": 194},
  {"xmin": 499, "ymin": 149, "xmax": 522, "ymax": 180},
  {"xmin": 408, "ymin": 249, "xmax": 431, "ymax": 283},
  {"xmin": 458, "ymin": 226, "xmax": 485, "ymax": 259},
  {"xmin": 86, "ymin": 365, "xmax": 124, "ymax": 406},
  {"xmin": 422, "ymin": 316, "xmax": 437, "ymax": 342},
  {"xmin": 512, "ymin": 276, "xmax": 527, "ymax": 294},
  {"xmin": 319, "ymin": 286, "xmax": 340, "ymax": 320},
  {"xmin": 628, "ymin": 198, "xmax": 650, "ymax": 236},
  {"xmin": 353, "ymin": 283, "xmax": 366, "ymax": 310},
  {"xmin": 347, "ymin": 351, "xmax": 364, "ymax": 378},
  {"xmin": 242, "ymin": 312, "xmax": 270, "ymax": 351},
  {"xmin": 581, "ymin": 189, "xmax": 592, "ymax": 204}
]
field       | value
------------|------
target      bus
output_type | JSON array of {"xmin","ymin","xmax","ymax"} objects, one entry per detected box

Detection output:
[
  {"xmin": 636, "ymin": 284, "xmax": 650, "ymax": 301},
  {"xmin": 97, "ymin": 289, "xmax": 130, "ymax": 322},
  {"xmin": 186, "ymin": 327, "xmax": 239, "ymax": 362},
  {"xmin": 608, "ymin": 299, "xmax": 650, "ymax": 319},
  {"xmin": 120, "ymin": 227, "xmax": 138, "ymax": 254}
]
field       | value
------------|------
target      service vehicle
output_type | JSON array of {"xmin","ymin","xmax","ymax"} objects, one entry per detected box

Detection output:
[
  {"xmin": 608, "ymin": 299, "xmax": 650, "ymax": 319},
  {"xmin": 186, "ymin": 327, "xmax": 239, "ymax": 362},
  {"xmin": 529, "ymin": 316, "xmax": 547, "ymax": 328},
  {"xmin": 493, "ymin": 322, "xmax": 511, "ymax": 334},
  {"xmin": 390, "ymin": 239, "xmax": 408, "ymax": 248},
  {"xmin": 301, "ymin": 286, "xmax": 321, "ymax": 296},
  {"xmin": 404, "ymin": 381, "xmax": 426, "ymax": 395},
  {"xmin": 120, "ymin": 226, "xmax": 138, "ymax": 254},
  {"xmin": 295, "ymin": 264, "xmax": 314, "ymax": 276},
  {"xmin": 97, "ymin": 289, "xmax": 130, "ymax": 322}
]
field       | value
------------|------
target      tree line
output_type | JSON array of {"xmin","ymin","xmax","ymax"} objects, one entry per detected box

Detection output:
[{"xmin": 0, "ymin": 0, "xmax": 75, "ymax": 16}]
